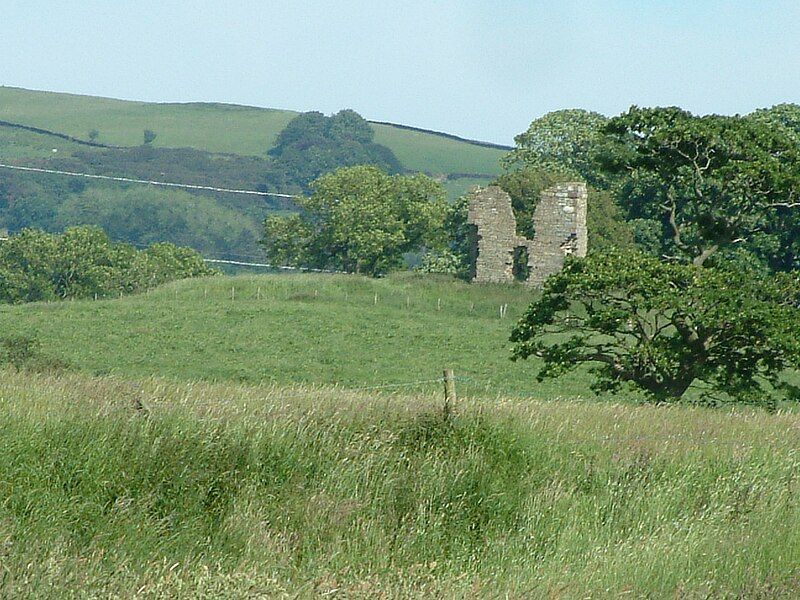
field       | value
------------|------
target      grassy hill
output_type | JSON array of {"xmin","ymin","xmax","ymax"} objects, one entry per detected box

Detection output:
[
  {"xmin": 0, "ymin": 272, "xmax": 574, "ymax": 398},
  {"xmin": 0, "ymin": 119, "xmax": 92, "ymax": 160},
  {"xmin": 0, "ymin": 368, "xmax": 797, "ymax": 597},
  {"xmin": 0, "ymin": 86, "xmax": 508, "ymax": 177}
]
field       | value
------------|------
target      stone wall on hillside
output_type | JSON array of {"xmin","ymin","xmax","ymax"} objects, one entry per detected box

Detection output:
[{"xmin": 467, "ymin": 183, "xmax": 587, "ymax": 286}]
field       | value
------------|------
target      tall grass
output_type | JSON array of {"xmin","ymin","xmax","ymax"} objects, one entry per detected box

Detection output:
[{"xmin": 0, "ymin": 369, "xmax": 798, "ymax": 598}]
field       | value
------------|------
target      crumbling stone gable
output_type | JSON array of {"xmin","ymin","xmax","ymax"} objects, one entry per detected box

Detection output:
[
  {"xmin": 467, "ymin": 183, "xmax": 587, "ymax": 286},
  {"xmin": 467, "ymin": 186, "xmax": 521, "ymax": 283}
]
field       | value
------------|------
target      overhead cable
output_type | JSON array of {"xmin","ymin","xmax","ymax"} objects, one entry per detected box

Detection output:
[{"xmin": 0, "ymin": 163, "xmax": 301, "ymax": 199}]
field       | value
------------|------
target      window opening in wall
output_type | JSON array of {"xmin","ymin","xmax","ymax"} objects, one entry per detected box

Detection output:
[{"xmin": 512, "ymin": 246, "xmax": 530, "ymax": 282}]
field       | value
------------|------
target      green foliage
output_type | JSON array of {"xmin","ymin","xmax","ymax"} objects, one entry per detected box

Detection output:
[
  {"xmin": 493, "ymin": 167, "xmax": 561, "ymax": 238},
  {"xmin": 0, "ymin": 226, "xmax": 215, "ymax": 303},
  {"xmin": 88, "ymin": 128, "xmax": 99, "ymax": 142},
  {"xmin": 503, "ymin": 109, "xmax": 609, "ymax": 184},
  {"xmin": 54, "ymin": 187, "xmax": 261, "ymax": 258},
  {"xmin": 748, "ymin": 103, "xmax": 800, "ymax": 140},
  {"xmin": 262, "ymin": 166, "xmax": 447, "ymax": 275},
  {"xmin": 511, "ymin": 250, "xmax": 800, "ymax": 406},
  {"xmin": 602, "ymin": 106, "xmax": 800, "ymax": 267},
  {"xmin": 143, "ymin": 129, "xmax": 157, "ymax": 145},
  {"xmin": 415, "ymin": 249, "xmax": 463, "ymax": 275},
  {"xmin": 586, "ymin": 187, "xmax": 636, "ymax": 252},
  {"xmin": 260, "ymin": 213, "xmax": 313, "ymax": 267},
  {"xmin": 269, "ymin": 110, "xmax": 401, "ymax": 190}
]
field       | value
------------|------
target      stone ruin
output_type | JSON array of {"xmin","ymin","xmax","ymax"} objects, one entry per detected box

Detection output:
[{"xmin": 467, "ymin": 183, "xmax": 587, "ymax": 286}]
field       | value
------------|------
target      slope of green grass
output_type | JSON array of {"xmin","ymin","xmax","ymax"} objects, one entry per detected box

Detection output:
[
  {"xmin": 0, "ymin": 86, "xmax": 506, "ymax": 176},
  {"xmin": 442, "ymin": 176, "xmax": 492, "ymax": 201},
  {"xmin": 0, "ymin": 86, "xmax": 297, "ymax": 156},
  {"xmin": 0, "ymin": 369, "xmax": 797, "ymax": 598},
  {"xmin": 0, "ymin": 272, "xmax": 577, "ymax": 398},
  {"xmin": 0, "ymin": 122, "xmax": 94, "ymax": 160},
  {"xmin": 371, "ymin": 123, "xmax": 505, "ymax": 175}
]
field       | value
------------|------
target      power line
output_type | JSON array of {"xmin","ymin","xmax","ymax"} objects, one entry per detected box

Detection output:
[
  {"xmin": 0, "ymin": 163, "xmax": 301, "ymax": 199},
  {"xmin": 203, "ymin": 258, "xmax": 342, "ymax": 273}
]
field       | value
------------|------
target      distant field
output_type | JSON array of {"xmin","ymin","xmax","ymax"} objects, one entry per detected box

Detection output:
[
  {"xmin": 0, "ymin": 122, "xmax": 93, "ymax": 160},
  {"xmin": 0, "ymin": 86, "xmax": 507, "ymax": 176},
  {"xmin": 0, "ymin": 272, "xmax": 595, "ymax": 399},
  {"xmin": 0, "ymin": 86, "xmax": 296, "ymax": 156},
  {"xmin": 0, "ymin": 368, "xmax": 797, "ymax": 597},
  {"xmin": 371, "ymin": 123, "xmax": 505, "ymax": 175},
  {"xmin": 442, "ymin": 176, "xmax": 491, "ymax": 200}
]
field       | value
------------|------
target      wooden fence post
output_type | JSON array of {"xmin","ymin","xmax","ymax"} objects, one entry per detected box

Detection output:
[{"xmin": 443, "ymin": 369, "xmax": 456, "ymax": 419}]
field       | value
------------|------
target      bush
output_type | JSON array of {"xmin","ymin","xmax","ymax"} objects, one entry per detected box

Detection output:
[{"xmin": 0, "ymin": 334, "xmax": 69, "ymax": 373}]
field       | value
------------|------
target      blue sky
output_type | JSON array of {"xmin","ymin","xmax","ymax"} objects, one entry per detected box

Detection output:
[{"xmin": 2, "ymin": 1, "xmax": 799, "ymax": 144}]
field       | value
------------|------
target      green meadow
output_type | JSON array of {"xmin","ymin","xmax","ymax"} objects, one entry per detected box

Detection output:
[{"xmin": 0, "ymin": 273, "xmax": 570, "ymax": 399}]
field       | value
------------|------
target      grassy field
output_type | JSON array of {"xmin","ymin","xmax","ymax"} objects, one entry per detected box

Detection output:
[
  {"xmin": 441, "ymin": 176, "xmax": 492, "ymax": 201},
  {"xmin": 0, "ymin": 122, "xmax": 95, "ymax": 160},
  {"xmin": 0, "ymin": 368, "xmax": 797, "ymax": 598},
  {"xmin": 0, "ymin": 86, "xmax": 507, "ymax": 176},
  {"xmin": 0, "ymin": 272, "xmax": 588, "ymax": 399}
]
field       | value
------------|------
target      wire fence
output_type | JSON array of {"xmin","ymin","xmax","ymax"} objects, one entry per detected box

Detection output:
[{"xmin": 128, "ymin": 370, "xmax": 800, "ymax": 447}]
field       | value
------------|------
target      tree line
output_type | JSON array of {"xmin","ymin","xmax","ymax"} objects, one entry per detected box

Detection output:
[
  {"xmin": 0, "ymin": 226, "xmax": 215, "ymax": 303},
  {"xmin": 507, "ymin": 105, "xmax": 800, "ymax": 408}
]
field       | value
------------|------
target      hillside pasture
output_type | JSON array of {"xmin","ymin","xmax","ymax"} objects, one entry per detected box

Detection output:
[
  {"xmin": 0, "ymin": 273, "xmax": 568, "ymax": 399},
  {"xmin": 0, "ymin": 86, "xmax": 506, "ymax": 176}
]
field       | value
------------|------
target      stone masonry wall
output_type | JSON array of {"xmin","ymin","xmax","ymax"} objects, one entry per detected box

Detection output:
[
  {"xmin": 526, "ymin": 182, "xmax": 588, "ymax": 286},
  {"xmin": 467, "ymin": 186, "xmax": 520, "ymax": 283},
  {"xmin": 467, "ymin": 183, "xmax": 587, "ymax": 286}
]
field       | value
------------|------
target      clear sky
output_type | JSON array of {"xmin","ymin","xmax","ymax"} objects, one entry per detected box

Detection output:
[{"xmin": 2, "ymin": 1, "xmax": 799, "ymax": 144}]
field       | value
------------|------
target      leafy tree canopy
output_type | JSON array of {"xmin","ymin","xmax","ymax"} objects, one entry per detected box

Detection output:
[
  {"xmin": 602, "ymin": 106, "xmax": 800, "ymax": 266},
  {"xmin": 261, "ymin": 166, "xmax": 447, "ymax": 276},
  {"xmin": 54, "ymin": 187, "xmax": 260, "ymax": 258},
  {"xmin": 0, "ymin": 226, "xmax": 214, "ymax": 303},
  {"xmin": 748, "ymin": 103, "xmax": 800, "ymax": 141},
  {"xmin": 269, "ymin": 110, "xmax": 402, "ymax": 191},
  {"xmin": 503, "ymin": 109, "xmax": 609, "ymax": 184},
  {"xmin": 511, "ymin": 250, "xmax": 800, "ymax": 407}
]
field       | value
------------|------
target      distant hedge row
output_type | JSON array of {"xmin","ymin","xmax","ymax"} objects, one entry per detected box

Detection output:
[{"xmin": 0, "ymin": 226, "xmax": 216, "ymax": 303}]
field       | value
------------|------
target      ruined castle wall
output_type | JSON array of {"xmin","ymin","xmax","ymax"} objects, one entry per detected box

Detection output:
[
  {"xmin": 526, "ymin": 182, "xmax": 588, "ymax": 286},
  {"xmin": 467, "ymin": 186, "xmax": 520, "ymax": 283},
  {"xmin": 467, "ymin": 182, "xmax": 588, "ymax": 286}
]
